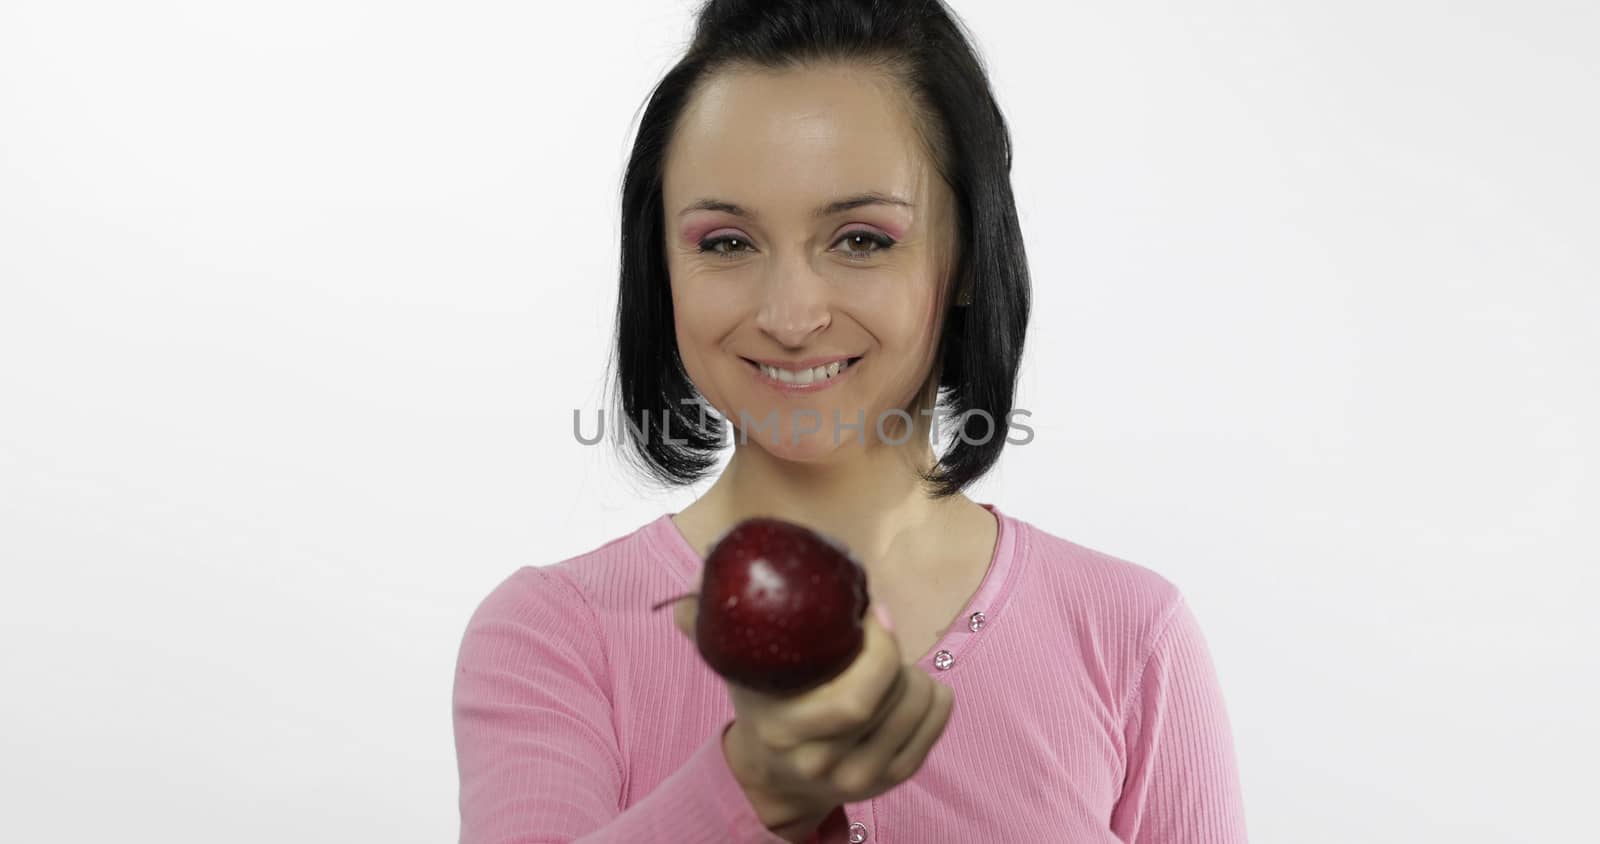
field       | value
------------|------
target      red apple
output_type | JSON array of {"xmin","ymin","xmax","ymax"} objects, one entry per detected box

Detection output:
[{"xmin": 660, "ymin": 517, "xmax": 870, "ymax": 696}]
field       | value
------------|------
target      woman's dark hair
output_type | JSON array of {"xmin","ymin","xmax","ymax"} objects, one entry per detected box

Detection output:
[{"xmin": 605, "ymin": 0, "xmax": 1030, "ymax": 499}]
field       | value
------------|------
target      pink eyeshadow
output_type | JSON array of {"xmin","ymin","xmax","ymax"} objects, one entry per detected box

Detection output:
[
  {"xmin": 680, "ymin": 221, "xmax": 738, "ymax": 245},
  {"xmin": 870, "ymin": 220, "xmax": 909, "ymax": 241},
  {"xmin": 679, "ymin": 216, "xmax": 910, "ymax": 245}
]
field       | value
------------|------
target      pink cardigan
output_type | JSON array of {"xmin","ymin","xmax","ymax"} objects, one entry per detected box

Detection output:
[{"xmin": 453, "ymin": 504, "xmax": 1248, "ymax": 842}]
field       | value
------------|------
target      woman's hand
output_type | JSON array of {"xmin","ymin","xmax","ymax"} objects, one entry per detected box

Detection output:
[{"xmin": 672, "ymin": 594, "xmax": 955, "ymax": 835}]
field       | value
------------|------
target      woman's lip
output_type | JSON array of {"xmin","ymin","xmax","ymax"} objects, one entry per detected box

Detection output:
[
  {"xmin": 743, "ymin": 355, "xmax": 861, "ymax": 393},
  {"xmin": 742, "ymin": 354, "xmax": 862, "ymax": 370}
]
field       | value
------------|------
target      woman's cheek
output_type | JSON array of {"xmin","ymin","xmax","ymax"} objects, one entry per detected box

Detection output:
[
  {"xmin": 847, "ymin": 267, "xmax": 928, "ymax": 312},
  {"xmin": 670, "ymin": 261, "xmax": 731, "ymax": 304}
]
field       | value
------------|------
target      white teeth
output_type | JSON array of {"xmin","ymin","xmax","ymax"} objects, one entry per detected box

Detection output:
[{"xmin": 759, "ymin": 359, "xmax": 851, "ymax": 384}]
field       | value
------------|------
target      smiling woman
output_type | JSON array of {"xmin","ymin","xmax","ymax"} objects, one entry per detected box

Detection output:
[
  {"xmin": 662, "ymin": 62, "xmax": 963, "ymax": 464},
  {"xmin": 453, "ymin": 2, "xmax": 1248, "ymax": 843}
]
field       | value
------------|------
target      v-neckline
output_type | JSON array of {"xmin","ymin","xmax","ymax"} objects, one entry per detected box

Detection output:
[{"xmin": 646, "ymin": 502, "xmax": 1023, "ymax": 675}]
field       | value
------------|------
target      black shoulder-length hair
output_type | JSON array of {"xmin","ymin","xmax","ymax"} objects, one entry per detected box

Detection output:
[{"xmin": 604, "ymin": 0, "xmax": 1030, "ymax": 499}]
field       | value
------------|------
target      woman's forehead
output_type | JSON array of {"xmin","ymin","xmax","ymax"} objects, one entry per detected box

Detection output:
[{"xmin": 664, "ymin": 66, "xmax": 935, "ymax": 206}]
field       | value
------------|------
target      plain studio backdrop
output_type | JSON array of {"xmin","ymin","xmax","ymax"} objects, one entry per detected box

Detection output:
[{"xmin": 2, "ymin": 1, "xmax": 1594, "ymax": 841}]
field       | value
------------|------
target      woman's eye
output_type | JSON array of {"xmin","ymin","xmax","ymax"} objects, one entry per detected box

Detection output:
[
  {"xmin": 698, "ymin": 235, "xmax": 754, "ymax": 259},
  {"xmin": 835, "ymin": 230, "xmax": 895, "ymax": 260},
  {"xmin": 696, "ymin": 231, "xmax": 894, "ymax": 261}
]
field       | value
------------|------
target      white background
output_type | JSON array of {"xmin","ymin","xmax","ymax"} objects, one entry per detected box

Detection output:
[{"xmin": 2, "ymin": 1, "xmax": 1594, "ymax": 841}]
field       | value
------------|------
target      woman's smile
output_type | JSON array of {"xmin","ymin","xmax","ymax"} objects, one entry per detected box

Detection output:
[{"xmin": 740, "ymin": 354, "xmax": 864, "ymax": 394}]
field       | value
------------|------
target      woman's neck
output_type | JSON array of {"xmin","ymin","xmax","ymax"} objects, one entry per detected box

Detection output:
[{"xmin": 679, "ymin": 431, "xmax": 977, "ymax": 578}]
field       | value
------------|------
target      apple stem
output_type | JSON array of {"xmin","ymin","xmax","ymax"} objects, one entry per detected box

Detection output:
[{"xmin": 650, "ymin": 591, "xmax": 699, "ymax": 613}]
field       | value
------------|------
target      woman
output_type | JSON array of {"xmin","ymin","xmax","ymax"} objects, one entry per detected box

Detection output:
[{"xmin": 453, "ymin": 1, "xmax": 1248, "ymax": 842}]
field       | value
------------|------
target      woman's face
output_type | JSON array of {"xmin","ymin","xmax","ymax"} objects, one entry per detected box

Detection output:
[{"xmin": 661, "ymin": 62, "xmax": 958, "ymax": 463}]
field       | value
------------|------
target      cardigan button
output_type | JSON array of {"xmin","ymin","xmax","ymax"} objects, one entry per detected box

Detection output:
[
  {"xmin": 848, "ymin": 821, "xmax": 869, "ymax": 842},
  {"xmin": 933, "ymin": 649, "xmax": 954, "ymax": 670},
  {"xmin": 968, "ymin": 610, "xmax": 986, "ymax": 632}
]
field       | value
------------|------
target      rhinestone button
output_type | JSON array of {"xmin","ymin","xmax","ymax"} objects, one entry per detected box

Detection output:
[
  {"xmin": 933, "ymin": 649, "xmax": 954, "ymax": 670},
  {"xmin": 968, "ymin": 610, "xmax": 986, "ymax": 632},
  {"xmin": 848, "ymin": 821, "xmax": 869, "ymax": 842}
]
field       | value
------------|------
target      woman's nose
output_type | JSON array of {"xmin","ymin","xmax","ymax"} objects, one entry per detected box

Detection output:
[{"xmin": 754, "ymin": 264, "xmax": 831, "ymax": 347}]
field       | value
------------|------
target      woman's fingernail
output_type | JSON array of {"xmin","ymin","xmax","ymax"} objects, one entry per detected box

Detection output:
[{"xmin": 873, "ymin": 602, "xmax": 895, "ymax": 633}]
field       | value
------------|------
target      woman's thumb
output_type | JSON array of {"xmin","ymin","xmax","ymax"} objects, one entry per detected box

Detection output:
[
  {"xmin": 672, "ymin": 593, "xmax": 699, "ymax": 638},
  {"xmin": 651, "ymin": 590, "xmax": 700, "ymax": 638},
  {"xmin": 870, "ymin": 600, "xmax": 895, "ymax": 634}
]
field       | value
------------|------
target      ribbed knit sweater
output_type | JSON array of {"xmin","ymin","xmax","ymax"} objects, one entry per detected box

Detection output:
[{"xmin": 452, "ymin": 503, "xmax": 1248, "ymax": 842}]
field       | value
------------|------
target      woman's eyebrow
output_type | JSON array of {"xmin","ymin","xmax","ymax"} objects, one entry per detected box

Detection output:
[{"xmin": 677, "ymin": 192, "xmax": 915, "ymax": 220}]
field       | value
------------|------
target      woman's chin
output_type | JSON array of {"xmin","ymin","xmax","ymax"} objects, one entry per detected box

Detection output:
[{"xmin": 744, "ymin": 431, "xmax": 848, "ymax": 464}]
